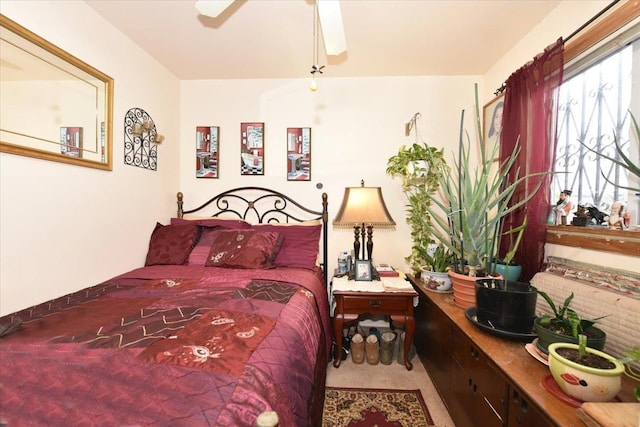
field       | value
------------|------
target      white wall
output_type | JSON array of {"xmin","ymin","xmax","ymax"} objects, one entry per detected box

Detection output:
[
  {"xmin": 0, "ymin": 1, "xmax": 181, "ymax": 315},
  {"xmin": 179, "ymin": 76, "xmax": 481, "ymax": 277},
  {"xmin": 483, "ymin": 1, "xmax": 611, "ymax": 100}
]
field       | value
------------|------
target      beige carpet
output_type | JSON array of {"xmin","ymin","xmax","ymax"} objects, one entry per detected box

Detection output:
[{"xmin": 325, "ymin": 356, "xmax": 455, "ymax": 427}]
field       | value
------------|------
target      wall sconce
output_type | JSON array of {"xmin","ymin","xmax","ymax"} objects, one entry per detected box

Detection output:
[{"xmin": 124, "ymin": 107, "xmax": 163, "ymax": 171}]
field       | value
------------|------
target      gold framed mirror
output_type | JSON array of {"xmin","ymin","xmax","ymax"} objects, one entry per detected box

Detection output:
[{"xmin": 0, "ymin": 14, "xmax": 113, "ymax": 171}]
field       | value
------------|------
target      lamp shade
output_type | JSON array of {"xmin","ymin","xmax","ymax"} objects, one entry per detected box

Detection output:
[{"xmin": 333, "ymin": 186, "xmax": 396, "ymax": 228}]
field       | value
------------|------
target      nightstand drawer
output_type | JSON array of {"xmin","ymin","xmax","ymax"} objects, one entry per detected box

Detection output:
[{"xmin": 341, "ymin": 295, "xmax": 410, "ymax": 312}]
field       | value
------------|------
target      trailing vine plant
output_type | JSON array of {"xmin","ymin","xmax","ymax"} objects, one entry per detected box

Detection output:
[{"xmin": 386, "ymin": 114, "xmax": 448, "ymax": 274}]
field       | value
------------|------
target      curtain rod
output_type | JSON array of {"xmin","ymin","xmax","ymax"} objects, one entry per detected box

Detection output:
[{"xmin": 494, "ymin": 0, "xmax": 620, "ymax": 96}]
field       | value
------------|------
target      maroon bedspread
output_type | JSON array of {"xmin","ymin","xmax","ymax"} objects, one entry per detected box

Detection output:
[{"xmin": 0, "ymin": 265, "xmax": 330, "ymax": 426}]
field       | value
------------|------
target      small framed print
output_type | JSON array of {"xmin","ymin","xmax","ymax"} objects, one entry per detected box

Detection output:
[
  {"xmin": 196, "ymin": 126, "xmax": 219, "ymax": 178},
  {"xmin": 286, "ymin": 127, "xmax": 311, "ymax": 181},
  {"xmin": 240, "ymin": 122, "xmax": 264, "ymax": 175},
  {"xmin": 355, "ymin": 260, "xmax": 372, "ymax": 281},
  {"xmin": 482, "ymin": 93, "xmax": 504, "ymax": 160},
  {"xmin": 60, "ymin": 127, "xmax": 83, "ymax": 158}
]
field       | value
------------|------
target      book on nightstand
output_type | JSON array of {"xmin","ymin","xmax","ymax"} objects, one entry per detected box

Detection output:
[{"xmin": 376, "ymin": 263, "xmax": 400, "ymax": 277}]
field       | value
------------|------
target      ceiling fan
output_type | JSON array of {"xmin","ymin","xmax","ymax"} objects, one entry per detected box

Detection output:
[{"xmin": 194, "ymin": 0, "xmax": 347, "ymax": 56}]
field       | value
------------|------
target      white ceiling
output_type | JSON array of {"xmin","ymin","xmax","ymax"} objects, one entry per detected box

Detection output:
[{"xmin": 85, "ymin": 0, "xmax": 563, "ymax": 80}]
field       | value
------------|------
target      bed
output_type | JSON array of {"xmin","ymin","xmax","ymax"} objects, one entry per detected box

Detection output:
[{"xmin": 0, "ymin": 187, "xmax": 331, "ymax": 427}]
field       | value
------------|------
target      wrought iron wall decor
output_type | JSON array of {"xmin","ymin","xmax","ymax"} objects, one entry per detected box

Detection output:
[{"xmin": 124, "ymin": 108, "xmax": 163, "ymax": 171}]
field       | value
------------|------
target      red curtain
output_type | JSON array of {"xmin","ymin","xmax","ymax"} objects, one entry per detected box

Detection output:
[{"xmin": 499, "ymin": 38, "xmax": 564, "ymax": 283}]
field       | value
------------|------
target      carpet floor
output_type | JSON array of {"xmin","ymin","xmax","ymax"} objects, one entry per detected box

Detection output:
[{"xmin": 322, "ymin": 387, "xmax": 434, "ymax": 427}]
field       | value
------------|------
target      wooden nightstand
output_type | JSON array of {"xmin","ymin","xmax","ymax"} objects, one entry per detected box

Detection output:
[{"xmin": 331, "ymin": 275, "xmax": 418, "ymax": 370}]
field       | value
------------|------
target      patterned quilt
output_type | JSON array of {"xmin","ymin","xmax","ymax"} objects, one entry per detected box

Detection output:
[{"xmin": 0, "ymin": 265, "xmax": 330, "ymax": 426}]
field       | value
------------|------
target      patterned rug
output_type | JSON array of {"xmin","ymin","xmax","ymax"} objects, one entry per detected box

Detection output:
[{"xmin": 322, "ymin": 387, "xmax": 434, "ymax": 427}]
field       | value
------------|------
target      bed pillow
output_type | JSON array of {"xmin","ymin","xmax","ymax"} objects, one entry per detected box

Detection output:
[
  {"xmin": 145, "ymin": 222, "xmax": 200, "ymax": 266},
  {"xmin": 171, "ymin": 217, "xmax": 251, "ymax": 229},
  {"xmin": 252, "ymin": 221, "xmax": 322, "ymax": 269},
  {"xmin": 187, "ymin": 227, "xmax": 226, "ymax": 265},
  {"xmin": 204, "ymin": 229, "xmax": 283, "ymax": 269}
]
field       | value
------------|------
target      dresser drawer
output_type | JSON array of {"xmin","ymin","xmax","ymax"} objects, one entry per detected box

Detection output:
[{"xmin": 341, "ymin": 295, "xmax": 411, "ymax": 312}]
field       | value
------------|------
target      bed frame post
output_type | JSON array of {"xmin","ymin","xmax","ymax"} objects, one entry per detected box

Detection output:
[
  {"xmin": 322, "ymin": 192, "xmax": 328, "ymax": 288},
  {"xmin": 177, "ymin": 192, "xmax": 184, "ymax": 218}
]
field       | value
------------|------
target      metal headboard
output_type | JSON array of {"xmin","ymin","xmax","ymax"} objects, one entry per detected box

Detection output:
[{"xmin": 176, "ymin": 187, "xmax": 329, "ymax": 287}]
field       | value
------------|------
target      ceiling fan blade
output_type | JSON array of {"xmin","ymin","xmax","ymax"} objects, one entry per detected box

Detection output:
[
  {"xmin": 316, "ymin": 0, "xmax": 347, "ymax": 56},
  {"xmin": 195, "ymin": 0, "xmax": 236, "ymax": 18}
]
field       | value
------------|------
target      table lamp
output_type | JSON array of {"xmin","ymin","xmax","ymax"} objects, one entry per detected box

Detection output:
[{"xmin": 333, "ymin": 180, "xmax": 396, "ymax": 260}]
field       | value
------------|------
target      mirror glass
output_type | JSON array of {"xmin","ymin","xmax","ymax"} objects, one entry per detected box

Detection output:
[{"xmin": 0, "ymin": 14, "xmax": 113, "ymax": 170}]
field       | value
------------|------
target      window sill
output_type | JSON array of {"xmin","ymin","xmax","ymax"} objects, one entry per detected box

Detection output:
[{"xmin": 546, "ymin": 225, "xmax": 640, "ymax": 257}]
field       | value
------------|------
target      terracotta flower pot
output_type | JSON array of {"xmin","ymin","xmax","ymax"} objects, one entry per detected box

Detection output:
[{"xmin": 448, "ymin": 270, "xmax": 501, "ymax": 310}]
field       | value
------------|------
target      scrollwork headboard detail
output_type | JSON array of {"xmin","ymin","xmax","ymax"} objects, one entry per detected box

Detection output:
[{"xmin": 177, "ymin": 187, "xmax": 329, "ymax": 287}]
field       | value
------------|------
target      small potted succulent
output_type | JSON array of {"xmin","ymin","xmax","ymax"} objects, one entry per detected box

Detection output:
[
  {"xmin": 419, "ymin": 243, "xmax": 454, "ymax": 292},
  {"xmin": 548, "ymin": 335, "xmax": 625, "ymax": 402},
  {"xmin": 534, "ymin": 291, "xmax": 607, "ymax": 354},
  {"xmin": 619, "ymin": 345, "xmax": 640, "ymax": 401}
]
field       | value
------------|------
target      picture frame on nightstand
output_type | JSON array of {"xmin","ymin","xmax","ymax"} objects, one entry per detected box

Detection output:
[{"xmin": 354, "ymin": 260, "xmax": 372, "ymax": 281}]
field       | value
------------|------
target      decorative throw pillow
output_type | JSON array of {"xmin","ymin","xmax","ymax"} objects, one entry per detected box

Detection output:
[
  {"xmin": 205, "ymin": 230, "xmax": 283, "ymax": 269},
  {"xmin": 252, "ymin": 222, "xmax": 322, "ymax": 270},
  {"xmin": 145, "ymin": 222, "xmax": 200, "ymax": 266},
  {"xmin": 187, "ymin": 227, "xmax": 225, "ymax": 265},
  {"xmin": 171, "ymin": 217, "xmax": 251, "ymax": 229}
]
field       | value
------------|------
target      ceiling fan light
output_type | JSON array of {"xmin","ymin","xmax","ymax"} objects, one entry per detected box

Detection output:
[{"xmin": 195, "ymin": 0, "xmax": 235, "ymax": 18}]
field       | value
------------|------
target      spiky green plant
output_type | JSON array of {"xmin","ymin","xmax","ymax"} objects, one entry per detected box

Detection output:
[
  {"xmin": 618, "ymin": 345, "xmax": 640, "ymax": 401},
  {"xmin": 579, "ymin": 111, "xmax": 640, "ymax": 193},
  {"xmin": 417, "ymin": 85, "xmax": 548, "ymax": 276}
]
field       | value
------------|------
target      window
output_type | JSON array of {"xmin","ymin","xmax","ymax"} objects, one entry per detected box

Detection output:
[{"xmin": 551, "ymin": 21, "xmax": 639, "ymax": 221}]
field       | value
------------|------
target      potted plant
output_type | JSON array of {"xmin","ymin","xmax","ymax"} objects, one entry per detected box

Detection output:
[
  {"xmin": 417, "ymin": 85, "xmax": 547, "ymax": 310},
  {"xmin": 419, "ymin": 243, "xmax": 454, "ymax": 292},
  {"xmin": 578, "ymin": 111, "xmax": 640, "ymax": 193},
  {"xmin": 534, "ymin": 291, "xmax": 607, "ymax": 354},
  {"xmin": 548, "ymin": 335, "xmax": 625, "ymax": 402},
  {"xmin": 387, "ymin": 135, "xmax": 447, "ymax": 275},
  {"xmin": 619, "ymin": 345, "xmax": 640, "ymax": 401}
]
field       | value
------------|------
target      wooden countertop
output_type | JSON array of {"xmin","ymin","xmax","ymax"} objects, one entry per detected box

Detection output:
[{"xmin": 407, "ymin": 275, "xmax": 638, "ymax": 427}]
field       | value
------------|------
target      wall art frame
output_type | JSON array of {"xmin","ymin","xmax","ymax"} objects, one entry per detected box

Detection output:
[
  {"xmin": 196, "ymin": 126, "xmax": 219, "ymax": 178},
  {"xmin": 286, "ymin": 127, "xmax": 311, "ymax": 181},
  {"xmin": 240, "ymin": 122, "xmax": 264, "ymax": 175},
  {"xmin": 483, "ymin": 93, "xmax": 505, "ymax": 159}
]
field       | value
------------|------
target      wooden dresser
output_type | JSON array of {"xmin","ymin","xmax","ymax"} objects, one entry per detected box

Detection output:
[{"xmin": 407, "ymin": 274, "xmax": 637, "ymax": 427}]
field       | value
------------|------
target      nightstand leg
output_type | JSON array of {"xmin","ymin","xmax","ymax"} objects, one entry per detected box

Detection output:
[
  {"xmin": 333, "ymin": 315, "xmax": 344, "ymax": 368},
  {"xmin": 403, "ymin": 315, "xmax": 416, "ymax": 371}
]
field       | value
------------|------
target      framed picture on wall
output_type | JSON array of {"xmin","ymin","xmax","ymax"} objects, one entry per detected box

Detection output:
[
  {"xmin": 240, "ymin": 122, "xmax": 264, "ymax": 175},
  {"xmin": 60, "ymin": 127, "xmax": 83, "ymax": 158},
  {"xmin": 196, "ymin": 126, "xmax": 219, "ymax": 178},
  {"xmin": 483, "ymin": 94, "xmax": 504, "ymax": 159},
  {"xmin": 286, "ymin": 127, "xmax": 311, "ymax": 181}
]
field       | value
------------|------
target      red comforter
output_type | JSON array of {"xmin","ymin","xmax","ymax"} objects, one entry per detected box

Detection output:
[{"xmin": 0, "ymin": 265, "xmax": 331, "ymax": 426}]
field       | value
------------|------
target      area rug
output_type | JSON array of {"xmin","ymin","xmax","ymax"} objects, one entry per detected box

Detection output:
[{"xmin": 322, "ymin": 387, "xmax": 434, "ymax": 427}]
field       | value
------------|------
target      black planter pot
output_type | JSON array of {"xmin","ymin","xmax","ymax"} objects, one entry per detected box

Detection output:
[
  {"xmin": 475, "ymin": 279, "xmax": 538, "ymax": 334},
  {"xmin": 533, "ymin": 317, "xmax": 607, "ymax": 354}
]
